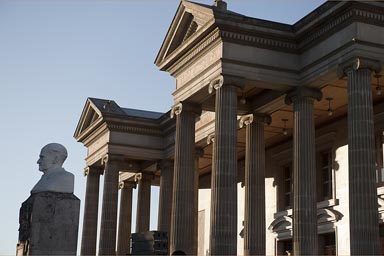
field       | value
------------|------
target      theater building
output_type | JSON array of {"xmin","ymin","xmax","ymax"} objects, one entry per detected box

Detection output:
[{"xmin": 74, "ymin": 1, "xmax": 384, "ymax": 255}]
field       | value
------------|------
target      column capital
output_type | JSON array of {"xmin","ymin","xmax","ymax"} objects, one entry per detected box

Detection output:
[
  {"xmin": 195, "ymin": 147, "xmax": 205, "ymax": 158},
  {"xmin": 170, "ymin": 102, "xmax": 201, "ymax": 119},
  {"xmin": 207, "ymin": 132, "xmax": 215, "ymax": 145},
  {"xmin": 208, "ymin": 75, "xmax": 245, "ymax": 94},
  {"xmin": 285, "ymin": 86, "xmax": 322, "ymax": 105},
  {"xmin": 134, "ymin": 172, "xmax": 154, "ymax": 182},
  {"xmin": 239, "ymin": 113, "xmax": 271, "ymax": 128},
  {"xmin": 119, "ymin": 180, "xmax": 136, "ymax": 190},
  {"xmin": 84, "ymin": 166, "xmax": 104, "ymax": 176},
  {"xmin": 157, "ymin": 159, "xmax": 174, "ymax": 172},
  {"xmin": 337, "ymin": 57, "xmax": 381, "ymax": 78},
  {"xmin": 101, "ymin": 154, "xmax": 125, "ymax": 166}
]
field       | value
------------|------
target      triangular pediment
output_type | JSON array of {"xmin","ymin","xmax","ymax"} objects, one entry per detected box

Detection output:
[
  {"xmin": 155, "ymin": 1, "xmax": 214, "ymax": 67},
  {"xmin": 74, "ymin": 98, "xmax": 124, "ymax": 141}
]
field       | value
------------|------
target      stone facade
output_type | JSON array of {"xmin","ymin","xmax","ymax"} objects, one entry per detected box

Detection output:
[{"xmin": 74, "ymin": 1, "xmax": 384, "ymax": 255}]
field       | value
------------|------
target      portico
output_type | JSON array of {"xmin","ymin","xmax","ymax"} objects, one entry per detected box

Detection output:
[{"xmin": 75, "ymin": 1, "xmax": 384, "ymax": 255}]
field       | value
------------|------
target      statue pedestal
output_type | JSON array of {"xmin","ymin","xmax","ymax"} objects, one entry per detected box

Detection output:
[{"xmin": 17, "ymin": 192, "xmax": 80, "ymax": 256}]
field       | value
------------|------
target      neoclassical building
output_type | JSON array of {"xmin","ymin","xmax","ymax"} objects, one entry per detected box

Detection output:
[{"xmin": 75, "ymin": 1, "xmax": 384, "ymax": 255}]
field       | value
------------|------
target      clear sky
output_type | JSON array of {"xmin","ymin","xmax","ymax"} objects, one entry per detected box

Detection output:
[{"xmin": 0, "ymin": 0, "xmax": 325, "ymax": 254}]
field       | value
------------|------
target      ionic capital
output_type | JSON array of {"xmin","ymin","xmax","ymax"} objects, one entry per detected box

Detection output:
[
  {"xmin": 207, "ymin": 133, "xmax": 215, "ymax": 145},
  {"xmin": 170, "ymin": 102, "xmax": 183, "ymax": 119},
  {"xmin": 337, "ymin": 57, "xmax": 381, "ymax": 78},
  {"xmin": 101, "ymin": 154, "xmax": 124, "ymax": 165},
  {"xmin": 135, "ymin": 172, "xmax": 154, "ymax": 182},
  {"xmin": 157, "ymin": 159, "xmax": 174, "ymax": 172},
  {"xmin": 119, "ymin": 180, "xmax": 137, "ymax": 190},
  {"xmin": 195, "ymin": 147, "xmax": 205, "ymax": 158},
  {"xmin": 84, "ymin": 166, "xmax": 104, "ymax": 176},
  {"xmin": 239, "ymin": 113, "xmax": 271, "ymax": 128},
  {"xmin": 208, "ymin": 75, "xmax": 245, "ymax": 94},
  {"xmin": 239, "ymin": 114, "xmax": 253, "ymax": 128},
  {"xmin": 170, "ymin": 102, "xmax": 201, "ymax": 119},
  {"xmin": 285, "ymin": 86, "xmax": 322, "ymax": 105}
]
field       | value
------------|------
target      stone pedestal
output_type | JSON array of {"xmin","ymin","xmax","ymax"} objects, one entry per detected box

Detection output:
[{"xmin": 17, "ymin": 192, "xmax": 80, "ymax": 256}]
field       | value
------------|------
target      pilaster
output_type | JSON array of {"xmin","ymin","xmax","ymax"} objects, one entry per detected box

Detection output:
[
  {"xmin": 81, "ymin": 166, "xmax": 103, "ymax": 256},
  {"xmin": 339, "ymin": 57, "xmax": 381, "ymax": 255},
  {"xmin": 117, "ymin": 180, "xmax": 136, "ymax": 256},
  {"xmin": 285, "ymin": 86, "xmax": 322, "ymax": 256},
  {"xmin": 209, "ymin": 75, "xmax": 242, "ymax": 255},
  {"xmin": 170, "ymin": 101, "xmax": 201, "ymax": 255},
  {"xmin": 239, "ymin": 113, "xmax": 271, "ymax": 256}
]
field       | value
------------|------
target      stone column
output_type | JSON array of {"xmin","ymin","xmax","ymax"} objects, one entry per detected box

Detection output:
[
  {"xmin": 99, "ymin": 155, "xmax": 121, "ymax": 255},
  {"xmin": 135, "ymin": 172, "xmax": 152, "ymax": 233},
  {"xmin": 239, "ymin": 113, "xmax": 271, "ymax": 256},
  {"xmin": 170, "ymin": 102, "xmax": 201, "ymax": 255},
  {"xmin": 339, "ymin": 58, "xmax": 381, "ymax": 255},
  {"xmin": 208, "ymin": 75, "xmax": 240, "ymax": 255},
  {"xmin": 157, "ymin": 160, "xmax": 174, "ymax": 234},
  {"xmin": 81, "ymin": 166, "xmax": 103, "ymax": 256},
  {"xmin": 285, "ymin": 86, "xmax": 322, "ymax": 256},
  {"xmin": 117, "ymin": 180, "xmax": 136, "ymax": 256}
]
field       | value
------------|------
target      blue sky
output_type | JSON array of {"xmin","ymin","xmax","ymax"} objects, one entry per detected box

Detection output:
[{"xmin": 0, "ymin": 0, "xmax": 324, "ymax": 254}]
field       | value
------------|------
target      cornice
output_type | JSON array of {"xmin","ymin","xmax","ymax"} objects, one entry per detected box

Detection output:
[{"xmin": 161, "ymin": 1, "xmax": 384, "ymax": 76}]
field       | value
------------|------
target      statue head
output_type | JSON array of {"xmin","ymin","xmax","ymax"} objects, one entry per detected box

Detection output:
[{"xmin": 37, "ymin": 143, "xmax": 68, "ymax": 173}]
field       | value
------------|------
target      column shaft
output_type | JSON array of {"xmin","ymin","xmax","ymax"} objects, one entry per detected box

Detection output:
[
  {"xmin": 347, "ymin": 68, "xmax": 380, "ymax": 255},
  {"xmin": 117, "ymin": 181, "xmax": 135, "ymax": 256},
  {"xmin": 158, "ymin": 161, "xmax": 174, "ymax": 234},
  {"xmin": 244, "ymin": 119, "xmax": 266, "ymax": 256},
  {"xmin": 81, "ymin": 167, "xmax": 101, "ymax": 256},
  {"xmin": 135, "ymin": 173, "xmax": 151, "ymax": 232},
  {"xmin": 99, "ymin": 159, "xmax": 120, "ymax": 255},
  {"xmin": 292, "ymin": 96, "xmax": 318, "ymax": 255},
  {"xmin": 210, "ymin": 84, "xmax": 238, "ymax": 255},
  {"xmin": 170, "ymin": 104, "xmax": 198, "ymax": 255}
]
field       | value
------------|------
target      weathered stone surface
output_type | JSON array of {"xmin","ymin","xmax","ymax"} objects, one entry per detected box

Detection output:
[{"xmin": 17, "ymin": 192, "xmax": 80, "ymax": 255}]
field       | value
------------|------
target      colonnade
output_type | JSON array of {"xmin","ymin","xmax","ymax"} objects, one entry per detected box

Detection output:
[
  {"xmin": 80, "ymin": 58, "xmax": 381, "ymax": 255},
  {"xmin": 80, "ymin": 157, "xmax": 175, "ymax": 256}
]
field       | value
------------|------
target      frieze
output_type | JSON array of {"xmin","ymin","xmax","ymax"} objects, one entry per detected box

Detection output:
[
  {"xmin": 168, "ymin": 29, "xmax": 221, "ymax": 75},
  {"xmin": 107, "ymin": 123, "xmax": 163, "ymax": 137}
]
